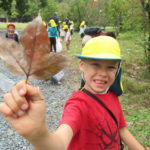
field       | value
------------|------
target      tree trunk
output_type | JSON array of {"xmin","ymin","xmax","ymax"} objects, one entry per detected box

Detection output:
[
  {"xmin": 148, "ymin": 10, "xmax": 150, "ymax": 68},
  {"xmin": 140, "ymin": 0, "xmax": 150, "ymax": 67}
]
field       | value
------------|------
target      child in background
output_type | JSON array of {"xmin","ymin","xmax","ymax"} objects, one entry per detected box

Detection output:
[
  {"xmin": 48, "ymin": 19, "xmax": 58, "ymax": 52},
  {"xmin": 0, "ymin": 36, "xmax": 149, "ymax": 150},
  {"xmin": 69, "ymin": 21, "xmax": 74, "ymax": 35},
  {"xmin": 60, "ymin": 22, "xmax": 66, "ymax": 41},
  {"xmin": 6, "ymin": 23, "xmax": 19, "ymax": 42},
  {"xmin": 50, "ymin": 70, "xmax": 64, "ymax": 85},
  {"xmin": 79, "ymin": 20, "xmax": 86, "ymax": 38},
  {"xmin": 63, "ymin": 25, "xmax": 72, "ymax": 51}
]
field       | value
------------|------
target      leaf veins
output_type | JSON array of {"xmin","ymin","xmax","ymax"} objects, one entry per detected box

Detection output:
[{"xmin": 0, "ymin": 16, "xmax": 71, "ymax": 81}]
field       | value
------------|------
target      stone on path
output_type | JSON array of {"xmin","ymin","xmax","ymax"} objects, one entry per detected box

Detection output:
[{"xmin": 0, "ymin": 73, "xmax": 15, "ymax": 92}]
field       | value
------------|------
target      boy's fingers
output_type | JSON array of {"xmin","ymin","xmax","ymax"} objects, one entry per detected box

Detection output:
[
  {"xmin": 25, "ymin": 85, "xmax": 44, "ymax": 102},
  {"xmin": 15, "ymin": 80, "xmax": 28, "ymax": 96},
  {"xmin": 15, "ymin": 80, "xmax": 44, "ymax": 102},
  {"xmin": 4, "ymin": 93, "xmax": 20, "ymax": 113},
  {"xmin": 0, "ymin": 103, "xmax": 14, "ymax": 117},
  {"xmin": 11, "ymin": 86, "xmax": 28, "ymax": 111}
]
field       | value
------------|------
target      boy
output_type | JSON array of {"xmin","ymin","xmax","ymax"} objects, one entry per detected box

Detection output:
[
  {"xmin": 0, "ymin": 36, "xmax": 149, "ymax": 150},
  {"xmin": 6, "ymin": 23, "xmax": 19, "ymax": 42}
]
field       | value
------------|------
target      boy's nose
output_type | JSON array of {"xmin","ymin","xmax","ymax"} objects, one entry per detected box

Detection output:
[{"xmin": 97, "ymin": 68, "xmax": 107, "ymax": 77}]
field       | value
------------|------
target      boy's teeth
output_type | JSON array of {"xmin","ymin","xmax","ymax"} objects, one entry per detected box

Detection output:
[{"xmin": 95, "ymin": 80, "xmax": 105, "ymax": 84}]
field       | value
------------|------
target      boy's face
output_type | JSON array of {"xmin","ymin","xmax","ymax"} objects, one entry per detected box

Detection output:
[
  {"xmin": 7, "ymin": 26, "xmax": 15, "ymax": 34},
  {"xmin": 79, "ymin": 59, "xmax": 119, "ymax": 94}
]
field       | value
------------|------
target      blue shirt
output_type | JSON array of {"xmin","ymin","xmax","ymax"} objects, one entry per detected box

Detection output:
[{"xmin": 48, "ymin": 27, "xmax": 58, "ymax": 38}]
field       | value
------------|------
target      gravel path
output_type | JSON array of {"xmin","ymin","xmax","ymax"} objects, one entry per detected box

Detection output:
[{"xmin": 0, "ymin": 58, "xmax": 80, "ymax": 150}]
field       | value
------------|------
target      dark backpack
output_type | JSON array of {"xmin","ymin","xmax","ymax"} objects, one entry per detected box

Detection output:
[
  {"xmin": 84, "ymin": 27, "xmax": 102, "ymax": 36},
  {"xmin": 109, "ymin": 68, "xmax": 123, "ymax": 96}
]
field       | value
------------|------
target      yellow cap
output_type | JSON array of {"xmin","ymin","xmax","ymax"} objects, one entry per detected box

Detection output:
[
  {"xmin": 62, "ymin": 25, "xmax": 68, "ymax": 30},
  {"xmin": 75, "ymin": 36, "xmax": 121, "ymax": 60},
  {"xmin": 80, "ymin": 21, "xmax": 86, "ymax": 28},
  {"xmin": 49, "ymin": 19, "xmax": 57, "ymax": 27}
]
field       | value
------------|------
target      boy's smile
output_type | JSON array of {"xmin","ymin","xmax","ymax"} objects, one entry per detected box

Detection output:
[{"xmin": 79, "ymin": 59, "xmax": 119, "ymax": 94}]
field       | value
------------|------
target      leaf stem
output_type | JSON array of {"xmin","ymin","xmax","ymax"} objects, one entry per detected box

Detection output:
[{"xmin": 25, "ymin": 75, "xmax": 29, "ymax": 83}]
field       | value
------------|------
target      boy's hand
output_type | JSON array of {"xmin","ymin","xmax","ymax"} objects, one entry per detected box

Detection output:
[{"xmin": 0, "ymin": 80, "xmax": 48, "ymax": 140}]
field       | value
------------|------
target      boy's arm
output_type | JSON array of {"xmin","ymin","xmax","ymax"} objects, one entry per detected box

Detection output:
[
  {"xmin": 29, "ymin": 124, "xmax": 73, "ymax": 150},
  {"xmin": 119, "ymin": 127, "xmax": 148, "ymax": 150},
  {"xmin": 0, "ymin": 80, "xmax": 73, "ymax": 150}
]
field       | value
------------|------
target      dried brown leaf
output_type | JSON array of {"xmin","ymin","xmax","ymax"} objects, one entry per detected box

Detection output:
[{"xmin": 0, "ymin": 16, "xmax": 71, "ymax": 80}]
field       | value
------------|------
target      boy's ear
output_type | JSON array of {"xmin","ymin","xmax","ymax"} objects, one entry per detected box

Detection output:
[{"xmin": 79, "ymin": 60, "xmax": 84, "ymax": 72}]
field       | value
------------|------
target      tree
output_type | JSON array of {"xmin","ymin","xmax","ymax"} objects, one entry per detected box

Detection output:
[
  {"xmin": 11, "ymin": 0, "xmax": 18, "ymax": 19},
  {"xmin": 26, "ymin": 0, "xmax": 41, "ymax": 20},
  {"xmin": 15, "ymin": 0, "xmax": 29, "ymax": 21},
  {"xmin": 57, "ymin": 2, "xmax": 70, "ymax": 21},
  {"xmin": 139, "ymin": 0, "xmax": 150, "ymax": 67},
  {"xmin": 0, "ymin": 0, "xmax": 13, "ymax": 16},
  {"xmin": 40, "ymin": 0, "xmax": 57, "ymax": 21},
  {"xmin": 85, "ymin": 0, "xmax": 108, "ymax": 27},
  {"xmin": 68, "ymin": 0, "xmax": 89, "ymax": 27},
  {"xmin": 39, "ymin": 0, "xmax": 47, "ymax": 7}
]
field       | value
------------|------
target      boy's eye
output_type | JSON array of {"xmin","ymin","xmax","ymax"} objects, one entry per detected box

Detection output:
[
  {"xmin": 108, "ymin": 66, "xmax": 117, "ymax": 69},
  {"xmin": 92, "ymin": 63, "xmax": 99, "ymax": 67}
]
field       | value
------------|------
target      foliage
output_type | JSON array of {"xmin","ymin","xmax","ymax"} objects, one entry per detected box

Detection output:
[
  {"xmin": 25, "ymin": 0, "xmax": 41, "ymax": 20},
  {"xmin": 0, "ymin": 0, "xmax": 149, "ymax": 66},
  {"xmin": 139, "ymin": 0, "xmax": 150, "ymax": 67},
  {"xmin": 57, "ymin": 2, "xmax": 70, "ymax": 21},
  {"xmin": 0, "ymin": 0, "xmax": 13, "ymax": 16},
  {"xmin": 11, "ymin": 0, "xmax": 18, "ymax": 18},
  {"xmin": 40, "ymin": 0, "xmax": 57, "ymax": 21},
  {"xmin": 39, "ymin": 0, "xmax": 47, "ymax": 7},
  {"xmin": 15, "ymin": 0, "xmax": 29, "ymax": 21}
]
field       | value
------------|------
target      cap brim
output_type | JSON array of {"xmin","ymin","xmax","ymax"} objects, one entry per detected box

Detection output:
[{"xmin": 75, "ymin": 54, "xmax": 121, "ymax": 60}]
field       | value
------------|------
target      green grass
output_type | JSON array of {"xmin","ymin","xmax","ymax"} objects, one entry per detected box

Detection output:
[
  {"xmin": 62, "ymin": 31, "xmax": 150, "ymax": 147},
  {"xmin": 0, "ymin": 22, "xmax": 28, "ymax": 30}
]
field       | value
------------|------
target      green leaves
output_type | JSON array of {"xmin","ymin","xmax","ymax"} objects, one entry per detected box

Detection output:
[{"xmin": 0, "ymin": 0, "xmax": 13, "ymax": 15}]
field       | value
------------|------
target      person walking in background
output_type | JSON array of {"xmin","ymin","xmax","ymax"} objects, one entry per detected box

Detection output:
[
  {"xmin": 50, "ymin": 12, "xmax": 60, "ymax": 34},
  {"xmin": 5, "ymin": 23, "xmax": 19, "ymax": 42},
  {"xmin": 47, "ymin": 19, "xmax": 58, "ymax": 52},
  {"xmin": 79, "ymin": 20, "xmax": 86, "ymax": 38},
  {"xmin": 60, "ymin": 21, "xmax": 67, "ymax": 42},
  {"xmin": 69, "ymin": 21, "xmax": 74, "ymax": 35},
  {"xmin": 0, "ymin": 36, "xmax": 149, "ymax": 150},
  {"xmin": 63, "ymin": 24, "xmax": 72, "ymax": 51}
]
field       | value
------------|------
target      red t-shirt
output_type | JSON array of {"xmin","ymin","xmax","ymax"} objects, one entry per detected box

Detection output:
[{"xmin": 59, "ymin": 90, "xmax": 126, "ymax": 150}]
